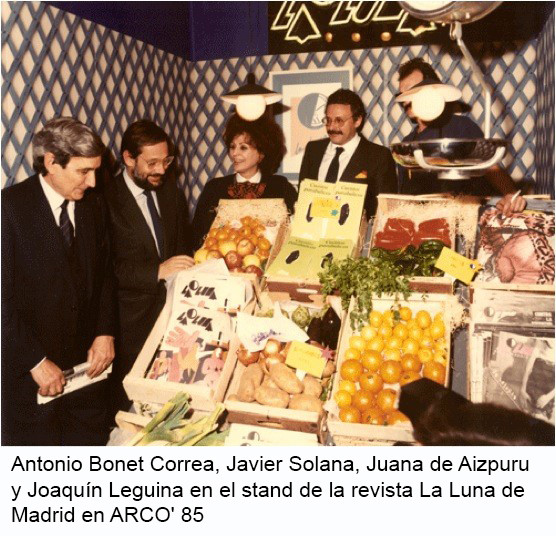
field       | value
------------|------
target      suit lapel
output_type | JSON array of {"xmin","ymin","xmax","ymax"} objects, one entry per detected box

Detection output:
[
  {"xmin": 114, "ymin": 173, "xmax": 160, "ymax": 259},
  {"xmin": 340, "ymin": 139, "xmax": 367, "ymax": 182}
]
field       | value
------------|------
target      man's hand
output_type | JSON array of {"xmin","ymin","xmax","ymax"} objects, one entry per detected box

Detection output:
[
  {"xmin": 87, "ymin": 335, "xmax": 115, "ymax": 378},
  {"xmin": 158, "ymin": 255, "xmax": 195, "ymax": 280},
  {"xmin": 496, "ymin": 192, "xmax": 526, "ymax": 217},
  {"xmin": 31, "ymin": 359, "xmax": 66, "ymax": 397}
]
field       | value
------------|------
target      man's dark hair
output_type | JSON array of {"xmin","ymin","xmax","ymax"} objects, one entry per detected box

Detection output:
[
  {"xmin": 224, "ymin": 114, "xmax": 286, "ymax": 176},
  {"xmin": 121, "ymin": 119, "xmax": 171, "ymax": 158},
  {"xmin": 398, "ymin": 58, "xmax": 441, "ymax": 83},
  {"xmin": 326, "ymin": 89, "xmax": 366, "ymax": 132},
  {"xmin": 32, "ymin": 117, "xmax": 105, "ymax": 175}
]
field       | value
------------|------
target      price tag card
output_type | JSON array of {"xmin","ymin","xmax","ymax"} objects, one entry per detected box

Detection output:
[
  {"xmin": 285, "ymin": 341, "xmax": 326, "ymax": 378},
  {"xmin": 310, "ymin": 197, "xmax": 341, "ymax": 219},
  {"xmin": 435, "ymin": 247, "xmax": 482, "ymax": 285}
]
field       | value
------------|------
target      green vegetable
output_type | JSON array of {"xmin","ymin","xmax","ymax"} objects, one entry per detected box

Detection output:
[
  {"xmin": 292, "ymin": 305, "xmax": 311, "ymax": 328},
  {"xmin": 319, "ymin": 256, "xmax": 411, "ymax": 330}
]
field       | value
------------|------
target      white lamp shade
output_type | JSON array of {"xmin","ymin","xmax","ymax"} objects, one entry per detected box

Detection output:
[
  {"xmin": 412, "ymin": 87, "xmax": 446, "ymax": 121},
  {"xmin": 235, "ymin": 94, "xmax": 267, "ymax": 121}
]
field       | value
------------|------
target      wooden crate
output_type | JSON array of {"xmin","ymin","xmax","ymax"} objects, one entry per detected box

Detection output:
[
  {"xmin": 264, "ymin": 214, "xmax": 368, "ymax": 302},
  {"xmin": 224, "ymin": 293, "xmax": 346, "ymax": 443},
  {"xmin": 327, "ymin": 294, "xmax": 455, "ymax": 445},
  {"xmin": 123, "ymin": 301, "xmax": 243, "ymax": 414},
  {"xmin": 369, "ymin": 194, "xmax": 482, "ymax": 294}
]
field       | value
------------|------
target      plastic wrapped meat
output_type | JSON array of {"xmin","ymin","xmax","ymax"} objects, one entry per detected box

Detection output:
[
  {"xmin": 374, "ymin": 218, "xmax": 415, "ymax": 250},
  {"xmin": 415, "ymin": 218, "xmax": 451, "ymax": 247}
]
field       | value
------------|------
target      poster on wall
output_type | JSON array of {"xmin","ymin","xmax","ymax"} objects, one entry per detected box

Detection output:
[{"xmin": 270, "ymin": 68, "xmax": 352, "ymax": 181}]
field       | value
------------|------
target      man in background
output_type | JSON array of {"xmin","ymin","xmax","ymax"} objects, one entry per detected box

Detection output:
[
  {"xmin": 298, "ymin": 88, "xmax": 397, "ymax": 218},
  {"xmin": 2, "ymin": 117, "xmax": 116, "ymax": 445},
  {"xmin": 104, "ymin": 119, "xmax": 193, "ymax": 415},
  {"xmin": 396, "ymin": 58, "xmax": 525, "ymax": 215}
]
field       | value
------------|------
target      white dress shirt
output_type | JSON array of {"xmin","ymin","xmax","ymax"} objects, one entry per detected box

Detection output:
[
  {"xmin": 123, "ymin": 169, "xmax": 162, "ymax": 255},
  {"xmin": 235, "ymin": 170, "xmax": 262, "ymax": 184},
  {"xmin": 39, "ymin": 175, "xmax": 76, "ymax": 227},
  {"xmin": 317, "ymin": 134, "xmax": 361, "ymax": 182}
]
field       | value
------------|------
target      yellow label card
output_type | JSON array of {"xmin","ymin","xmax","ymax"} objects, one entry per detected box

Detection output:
[
  {"xmin": 285, "ymin": 341, "xmax": 326, "ymax": 378},
  {"xmin": 435, "ymin": 247, "xmax": 482, "ymax": 285},
  {"xmin": 311, "ymin": 197, "xmax": 341, "ymax": 219}
]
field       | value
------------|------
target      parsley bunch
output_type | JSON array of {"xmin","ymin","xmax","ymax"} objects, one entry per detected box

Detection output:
[{"xmin": 319, "ymin": 256, "xmax": 412, "ymax": 330}]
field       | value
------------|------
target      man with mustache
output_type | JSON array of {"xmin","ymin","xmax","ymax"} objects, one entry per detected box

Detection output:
[
  {"xmin": 298, "ymin": 89, "xmax": 397, "ymax": 218},
  {"xmin": 103, "ymin": 119, "xmax": 194, "ymax": 415}
]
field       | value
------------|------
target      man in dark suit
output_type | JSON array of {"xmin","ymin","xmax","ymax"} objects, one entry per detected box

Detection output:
[
  {"xmin": 298, "ymin": 89, "xmax": 397, "ymax": 218},
  {"xmin": 103, "ymin": 120, "xmax": 194, "ymax": 414},
  {"xmin": 1, "ymin": 117, "xmax": 116, "ymax": 446}
]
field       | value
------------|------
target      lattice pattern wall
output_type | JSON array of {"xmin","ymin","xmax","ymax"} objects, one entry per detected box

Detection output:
[
  {"xmin": 536, "ymin": 10, "xmax": 555, "ymax": 196},
  {"xmin": 1, "ymin": 2, "xmax": 548, "ymax": 217},
  {"xmin": 1, "ymin": 2, "xmax": 189, "ymax": 189}
]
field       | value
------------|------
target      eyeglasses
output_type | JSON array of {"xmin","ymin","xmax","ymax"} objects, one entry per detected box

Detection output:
[
  {"xmin": 321, "ymin": 115, "xmax": 354, "ymax": 127},
  {"xmin": 137, "ymin": 154, "xmax": 174, "ymax": 170}
]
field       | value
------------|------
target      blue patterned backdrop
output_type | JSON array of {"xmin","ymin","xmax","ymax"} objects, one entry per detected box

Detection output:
[
  {"xmin": 536, "ymin": 10, "xmax": 555, "ymax": 197},
  {"xmin": 1, "ymin": 2, "xmax": 553, "ymax": 217}
]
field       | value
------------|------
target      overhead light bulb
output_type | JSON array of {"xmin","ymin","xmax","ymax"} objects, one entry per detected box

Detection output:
[
  {"xmin": 235, "ymin": 94, "xmax": 267, "ymax": 121},
  {"xmin": 412, "ymin": 86, "xmax": 446, "ymax": 121}
]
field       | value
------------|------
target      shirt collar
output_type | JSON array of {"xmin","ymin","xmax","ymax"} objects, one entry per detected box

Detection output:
[
  {"xmin": 39, "ymin": 174, "xmax": 70, "ymax": 212},
  {"xmin": 123, "ymin": 168, "xmax": 149, "ymax": 199},
  {"xmin": 328, "ymin": 133, "xmax": 361, "ymax": 153},
  {"xmin": 236, "ymin": 170, "xmax": 262, "ymax": 184}
]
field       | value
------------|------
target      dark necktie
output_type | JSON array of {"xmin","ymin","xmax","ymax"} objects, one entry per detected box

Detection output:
[
  {"xmin": 325, "ymin": 147, "xmax": 344, "ymax": 183},
  {"xmin": 59, "ymin": 199, "xmax": 74, "ymax": 249},
  {"xmin": 143, "ymin": 190, "xmax": 164, "ymax": 256}
]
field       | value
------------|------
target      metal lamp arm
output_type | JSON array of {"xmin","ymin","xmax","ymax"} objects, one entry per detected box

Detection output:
[
  {"xmin": 413, "ymin": 146, "xmax": 506, "ymax": 172},
  {"xmin": 450, "ymin": 22, "xmax": 492, "ymax": 138}
]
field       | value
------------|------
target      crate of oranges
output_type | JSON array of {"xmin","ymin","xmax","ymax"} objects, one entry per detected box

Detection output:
[{"xmin": 325, "ymin": 294, "xmax": 456, "ymax": 444}]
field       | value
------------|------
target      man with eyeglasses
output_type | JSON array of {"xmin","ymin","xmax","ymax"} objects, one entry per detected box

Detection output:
[
  {"xmin": 397, "ymin": 58, "xmax": 525, "ymax": 215},
  {"xmin": 103, "ymin": 119, "xmax": 194, "ymax": 415},
  {"xmin": 298, "ymin": 88, "xmax": 397, "ymax": 218}
]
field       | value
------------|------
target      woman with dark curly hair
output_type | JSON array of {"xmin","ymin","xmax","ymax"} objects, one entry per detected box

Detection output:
[{"xmin": 191, "ymin": 113, "xmax": 297, "ymax": 250}]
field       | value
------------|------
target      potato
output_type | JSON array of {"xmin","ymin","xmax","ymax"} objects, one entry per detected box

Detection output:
[
  {"xmin": 289, "ymin": 394, "xmax": 323, "ymax": 413},
  {"xmin": 269, "ymin": 363, "xmax": 303, "ymax": 394},
  {"xmin": 237, "ymin": 363, "xmax": 264, "ymax": 402},
  {"xmin": 262, "ymin": 375, "xmax": 279, "ymax": 389},
  {"xmin": 322, "ymin": 360, "xmax": 335, "ymax": 378},
  {"xmin": 302, "ymin": 375, "xmax": 323, "ymax": 398},
  {"xmin": 254, "ymin": 386, "xmax": 289, "ymax": 408}
]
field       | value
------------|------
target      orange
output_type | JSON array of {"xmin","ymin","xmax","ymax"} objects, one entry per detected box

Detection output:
[
  {"xmin": 430, "ymin": 321, "xmax": 446, "ymax": 340},
  {"xmin": 361, "ymin": 407, "xmax": 386, "ymax": 425},
  {"xmin": 399, "ymin": 306, "xmax": 412, "ymax": 321},
  {"xmin": 240, "ymin": 216, "xmax": 253, "ymax": 227},
  {"xmin": 343, "ymin": 347, "xmax": 361, "ymax": 361},
  {"xmin": 216, "ymin": 229, "xmax": 229, "ymax": 241},
  {"xmin": 418, "ymin": 347, "xmax": 434, "ymax": 363},
  {"xmin": 420, "ymin": 336, "xmax": 434, "ymax": 349},
  {"xmin": 334, "ymin": 390, "xmax": 353, "ymax": 409},
  {"xmin": 386, "ymin": 410, "xmax": 410, "ymax": 425},
  {"xmin": 399, "ymin": 371, "xmax": 422, "ymax": 387},
  {"xmin": 385, "ymin": 336, "xmax": 403, "ymax": 351},
  {"xmin": 408, "ymin": 326, "xmax": 423, "ymax": 341},
  {"xmin": 433, "ymin": 351, "xmax": 448, "ymax": 366},
  {"xmin": 379, "ymin": 360, "xmax": 403, "ymax": 384},
  {"xmin": 338, "ymin": 379, "xmax": 357, "ymax": 395},
  {"xmin": 352, "ymin": 390, "xmax": 375, "ymax": 412},
  {"xmin": 349, "ymin": 335, "xmax": 366, "ymax": 352},
  {"xmin": 339, "ymin": 406, "xmax": 361, "ymax": 423},
  {"xmin": 383, "ymin": 348, "xmax": 401, "ymax": 362},
  {"xmin": 208, "ymin": 228, "xmax": 219, "ymax": 239},
  {"xmin": 423, "ymin": 362, "xmax": 446, "ymax": 385},
  {"xmin": 368, "ymin": 310, "xmax": 382, "ymax": 328},
  {"xmin": 360, "ymin": 325, "xmax": 377, "ymax": 341},
  {"xmin": 340, "ymin": 359, "xmax": 364, "ymax": 382},
  {"xmin": 434, "ymin": 312, "xmax": 444, "ymax": 324},
  {"xmin": 416, "ymin": 310, "xmax": 432, "ymax": 329},
  {"xmin": 367, "ymin": 336, "xmax": 385, "ymax": 353},
  {"xmin": 393, "ymin": 323, "xmax": 409, "ymax": 340},
  {"xmin": 360, "ymin": 350, "xmax": 383, "ymax": 372},
  {"xmin": 376, "ymin": 389, "xmax": 398, "ymax": 413},
  {"xmin": 382, "ymin": 310, "xmax": 395, "ymax": 327},
  {"xmin": 378, "ymin": 324, "xmax": 393, "ymax": 339},
  {"xmin": 400, "ymin": 353, "xmax": 421, "ymax": 373},
  {"xmin": 359, "ymin": 371, "xmax": 384, "ymax": 394},
  {"xmin": 402, "ymin": 338, "xmax": 420, "ymax": 355},
  {"xmin": 257, "ymin": 237, "xmax": 272, "ymax": 251}
]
